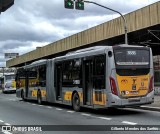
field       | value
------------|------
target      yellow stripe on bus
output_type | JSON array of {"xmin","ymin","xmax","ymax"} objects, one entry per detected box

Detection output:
[
  {"xmin": 63, "ymin": 91, "xmax": 83, "ymax": 103},
  {"xmin": 32, "ymin": 90, "xmax": 46, "ymax": 97},
  {"xmin": 93, "ymin": 93, "xmax": 106, "ymax": 106},
  {"xmin": 64, "ymin": 91, "xmax": 72, "ymax": 101},
  {"xmin": 117, "ymin": 74, "xmax": 150, "ymax": 97}
]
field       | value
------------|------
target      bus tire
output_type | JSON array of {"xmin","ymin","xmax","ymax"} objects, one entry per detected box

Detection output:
[
  {"xmin": 37, "ymin": 90, "xmax": 42, "ymax": 105},
  {"xmin": 72, "ymin": 92, "xmax": 81, "ymax": 112}
]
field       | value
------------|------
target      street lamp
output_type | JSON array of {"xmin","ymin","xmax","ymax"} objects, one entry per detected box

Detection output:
[{"xmin": 84, "ymin": 1, "xmax": 128, "ymax": 44}]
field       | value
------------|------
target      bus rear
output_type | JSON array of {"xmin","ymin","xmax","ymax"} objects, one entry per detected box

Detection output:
[{"xmin": 108, "ymin": 45, "xmax": 154, "ymax": 107}]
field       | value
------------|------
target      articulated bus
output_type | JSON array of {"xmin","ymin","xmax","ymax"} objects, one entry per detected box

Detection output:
[{"xmin": 16, "ymin": 44, "xmax": 154, "ymax": 111}]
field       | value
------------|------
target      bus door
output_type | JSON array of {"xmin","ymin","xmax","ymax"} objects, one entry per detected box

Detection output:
[
  {"xmin": 83, "ymin": 59, "xmax": 93, "ymax": 105},
  {"xmin": 55, "ymin": 64, "xmax": 62, "ymax": 101}
]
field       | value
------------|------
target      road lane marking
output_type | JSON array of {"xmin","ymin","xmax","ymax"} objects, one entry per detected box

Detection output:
[
  {"xmin": 9, "ymin": 99, "xmax": 14, "ymax": 101},
  {"xmin": 46, "ymin": 106, "xmax": 52, "ymax": 109},
  {"xmin": 126, "ymin": 108, "xmax": 160, "ymax": 114},
  {"xmin": 4, "ymin": 123, "xmax": 11, "ymax": 126},
  {"xmin": 3, "ymin": 131, "xmax": 12, "ymax": 134},
  {"xmin": 122, "ymin": 121, "xmax": 137, "ymax": 125},
  {"xmin": 10, "ymin": 99, "xmax": 16, "ymax": 101},
  {"xmin": 0, "ymin": 120, "xmax": 4, "ymax": 122},
  {"xmin": 97, "ymin": 117, "xmax": 112, "ymax": 120},
  {"xmin": 141, "ymin": 105, "xmax": 160, "ymax": 109},
  {"xmin": 31, "ymin": 104, "xmax": 37, "ymax": 106},
  {"xmin": 67, "ymin": 111, "xmax": 75, "ymax": 113},
  {"xmin": 38, "ymin": 105, "xmax": 43, "ymax": 107},
  {"xmin": 56, "ymin": 108, "xmax": 63, "ymax": 111},
  {"xmin": 81, "ymin": 113, "xmax": 91, "ymax": 116}
]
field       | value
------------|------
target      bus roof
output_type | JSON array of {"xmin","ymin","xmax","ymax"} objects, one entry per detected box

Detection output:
[
  {"xmin": 25, "ymin": 59, "xmax": 47, "ymax": 69},
  {"xmin": 25, "ymin": 45, "xmax": 150, "ymax": 68}
]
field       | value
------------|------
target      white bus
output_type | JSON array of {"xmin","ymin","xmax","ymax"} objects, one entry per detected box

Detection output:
[
  {"xmin": 2, "ymin": 73, "xmax": 16, "ymax": 93},
  {"xmin": 16, "ymin": 45, "xmax": 154, "ymax": 111}
]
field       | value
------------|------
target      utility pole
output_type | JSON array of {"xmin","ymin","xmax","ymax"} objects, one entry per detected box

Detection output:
[
  {"xmin": 64, "ymin": 0, "xmax": 128, "ymax": 44},
  {"xmin": 84, "ymin": 1, "xmax": 128, "ymax": 44}
]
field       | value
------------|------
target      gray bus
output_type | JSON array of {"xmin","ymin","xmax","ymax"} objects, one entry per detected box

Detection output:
[{"xmin": 16, "ymin": 45, "xmax": 154, "ymax": 111}]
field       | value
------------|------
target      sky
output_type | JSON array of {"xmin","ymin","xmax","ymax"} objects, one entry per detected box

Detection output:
[{"xmin": 0, "ymin": 0, "xmax": 159, "ymax": 67}]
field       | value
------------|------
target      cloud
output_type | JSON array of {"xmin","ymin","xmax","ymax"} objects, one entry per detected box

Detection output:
[{"xmin": 0, "ymin": 0, "xmax": 159, "ymax": 67}]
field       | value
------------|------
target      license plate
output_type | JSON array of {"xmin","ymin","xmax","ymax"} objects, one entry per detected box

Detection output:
[{"xmin": 128, "ymin": 98, "xmax": 140, "ymax": 102}]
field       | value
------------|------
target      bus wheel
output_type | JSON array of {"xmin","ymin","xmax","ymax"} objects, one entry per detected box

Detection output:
[
  {"xmin": 37, "ymin": 90, "xmax": 42, "ymax": 105},
  {"xmin": 72, "ymin": 93, "xmax": 81, "ymax": 112}
]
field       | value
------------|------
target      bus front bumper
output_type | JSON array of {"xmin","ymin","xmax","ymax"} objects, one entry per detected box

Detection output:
[
  {"xmin": 3, "ymin": 88, "xmax": 16, "ymax": 93},
  {"xmin": 108, "ymin": 91, "xmax": 154, "ymax": 108}
]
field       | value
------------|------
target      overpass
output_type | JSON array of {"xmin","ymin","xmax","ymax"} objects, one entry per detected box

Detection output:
[
  {"xmin": 0, "ymin": 0, "xmax": 14, "ymax": 13},
  {"xmin": 6, "ymin": 1, "xmax": 160, "ymax": 67}
]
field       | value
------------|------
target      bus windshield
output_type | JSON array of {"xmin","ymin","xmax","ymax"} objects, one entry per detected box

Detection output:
[
  {"xmin": 114, "ymin": 48, "xmax": 150, "ymax": 66},
  {"xmin": 5, "ymin": 75, "xmax": 15, "ymax": 81}
]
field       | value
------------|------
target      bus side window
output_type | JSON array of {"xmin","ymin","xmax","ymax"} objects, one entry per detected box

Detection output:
[
  {"xmin": 62, "ymin": 59, "xmax": 82, "ymax": 87},
  {"xmin": 93, "ymin": 55, "xmax": 105, "ymax": 89}
]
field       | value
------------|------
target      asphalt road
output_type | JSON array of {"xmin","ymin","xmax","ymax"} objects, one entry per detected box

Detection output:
[{"xmin": 0, "ymin": 91, "xmax": 160, "ymax": 134}]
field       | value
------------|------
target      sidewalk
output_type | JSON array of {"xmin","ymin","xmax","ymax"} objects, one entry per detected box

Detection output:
[{"xmin": 138, "ymin": 95, "xmax": 160, "ymax": 112}]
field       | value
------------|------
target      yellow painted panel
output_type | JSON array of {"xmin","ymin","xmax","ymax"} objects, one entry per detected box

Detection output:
[
  {"xmin": 117, "ymin": 74, "xmax": 150, "ymax": 97},
  {"xmin": 78, "ymin": 92, "xmax": 83, "ymax": 103},
  {"xmin": 93, "ymin": 93, "xmax": 106, "ymax": 106},
  {"xmin": 32, "ymin": 90, "xmax": 37, "ymax": 97},
  {"xmin": 41, "ymin": 90, "xmax": 46, "ymax": 97},
  {"xmin": 63, "ymin": 91, "xmax": 83, "ymax": 103},
  {"xmin": 11, "ymin": 80, "xmax": 16, "ymax": 88},
  {"xmin": 31, "ymin": 89, "xmax": 46, "ymax": 98},
  {"xmin": 64, "ymin": 91, "xmax": 72, "ymax": 101},
  {"xmin": 28, "ymin": 79, "xmax": 38, "ymax": 87}
]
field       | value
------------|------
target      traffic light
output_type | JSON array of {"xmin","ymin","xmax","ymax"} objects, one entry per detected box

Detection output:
[
  {"xmin": 75, "ymin": 0, "xmax": 84, "ymax": 10},
  {"xmin": 64, "ymin": 0, "xmax": 74, "ymax": 9}
]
